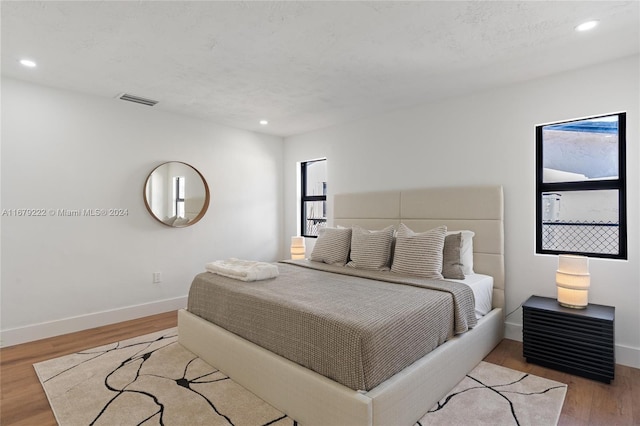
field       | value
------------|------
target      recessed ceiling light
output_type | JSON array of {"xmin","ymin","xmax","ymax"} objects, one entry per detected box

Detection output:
[
  {"xmin": 259, "ymin": 120, "xmax": 269, "ymax": 125},
  {"xmin": 575, "ymin": 20, "xmax": 599, "ymax": 32},
  {"xmin": 19, "ymin": 59, "xmax": 37, "ymax": 68}
]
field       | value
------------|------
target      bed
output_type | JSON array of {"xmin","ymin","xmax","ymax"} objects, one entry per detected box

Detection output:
[{"xmin": 178, "ymin": 185, "xmax": 505, "ymax": 426}]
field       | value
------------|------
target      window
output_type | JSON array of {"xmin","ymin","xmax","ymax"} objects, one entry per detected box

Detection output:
[
  {"xmin": 300, "ymin": 159, "xmax": 327, "ymax": 237},
  {"xmin": 174, "ymin": 176, "xmax": 185, "ymax": 218},
  {"xmin": 536, "ymin": 112, "xmax": 627, "ymax": 259}
]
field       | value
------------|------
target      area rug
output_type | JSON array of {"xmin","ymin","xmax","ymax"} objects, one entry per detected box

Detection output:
[
  {"xmin": 34, "ymin": 328, "xmax": 567, "ymax": 426},
  {"xmin": 419, "ymin": 361, "xmax": 567, "ymax": 426}
]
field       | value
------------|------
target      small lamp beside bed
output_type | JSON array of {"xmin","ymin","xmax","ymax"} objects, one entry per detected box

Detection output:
[
  {"xmin": 556, "ymin": 254, "xmax": 590, "ymax": 309},
  {"xmin": 291, "ymin": 236, "xmax": 306, "ymax": 260}
]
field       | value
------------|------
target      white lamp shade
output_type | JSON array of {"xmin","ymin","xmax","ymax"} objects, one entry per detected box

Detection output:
[
  {"xmin": 290, "ymin": 236, "xmax": 306, "ymax": 260},
  {"xmin": 556, "ymin": 254, "xmax": 590, "ymax": 309}
]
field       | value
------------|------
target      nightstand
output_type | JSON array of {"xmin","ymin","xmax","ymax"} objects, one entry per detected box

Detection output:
[{"xmin": 522, "ymin": 295, "xmax": 615, "ymax": 383}]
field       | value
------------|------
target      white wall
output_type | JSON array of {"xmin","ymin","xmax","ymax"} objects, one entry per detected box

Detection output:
[
  {"xmin": 1, "ymin": 78, "xmax": 284, "ymax": 346},
  {"xmin": 283, "ymin": 55, "xmax": 639, "ymax": 368}
]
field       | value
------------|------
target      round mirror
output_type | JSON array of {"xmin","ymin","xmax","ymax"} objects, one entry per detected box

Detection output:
[{"xmin": 143, "ymin": 162, "xmax": 210, "ymax": 227}]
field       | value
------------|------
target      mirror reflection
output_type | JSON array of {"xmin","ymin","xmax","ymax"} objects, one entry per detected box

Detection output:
[{"xmin": 144, "ymin": 162, "xmax": 210, "ymax": 227}]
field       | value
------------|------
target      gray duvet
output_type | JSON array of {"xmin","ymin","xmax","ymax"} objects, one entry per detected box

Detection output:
[{"xmin": 187, "ymin": 259, "xmax": 477, "ymax": 391}]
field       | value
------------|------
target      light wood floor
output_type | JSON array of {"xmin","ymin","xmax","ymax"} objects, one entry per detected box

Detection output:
[
  {"xmin": 484, "ymin": 337, "xmax": 640, "ymax": 426},
  {"xmin": 1, "ymin": 311, "xmax": 638, "ymax": 426}
]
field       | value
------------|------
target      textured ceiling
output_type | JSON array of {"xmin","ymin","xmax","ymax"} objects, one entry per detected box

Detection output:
[{"xmin": 2, "ymin": 1, "xmax": 638, "ymax": 137}]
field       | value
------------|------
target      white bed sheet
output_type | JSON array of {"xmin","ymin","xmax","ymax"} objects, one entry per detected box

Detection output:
[{"xmin": 446, "ymin": 273, "xmax": 494, "ymax": 319}]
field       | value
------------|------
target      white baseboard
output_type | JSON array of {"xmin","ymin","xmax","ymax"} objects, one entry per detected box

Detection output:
[
  {"xmin": 504, "ymin": 320, "xmax": 523, "ymax": 342},
  {"xmin": 0, "ymin": 296, "xmax": 187, "ymax": 348},
  {"xmin": 504, "ymin": 320, "xmax": 639, "ymax": 369}
]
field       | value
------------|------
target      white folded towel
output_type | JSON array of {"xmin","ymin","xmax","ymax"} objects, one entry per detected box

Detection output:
[{"xmin": 205, "ymin": 258, "xmax": 279, "ymax": 282}]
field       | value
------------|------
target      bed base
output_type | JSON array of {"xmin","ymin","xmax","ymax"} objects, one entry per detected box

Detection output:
[{"xmin": 178, "ymin": 307, "xmax": 503, "ymax": 426}]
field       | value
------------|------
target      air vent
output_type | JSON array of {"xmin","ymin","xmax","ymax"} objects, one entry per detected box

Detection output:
[{"xmin": 117, "ymin": 93, "xmax": 158, "ymax": 107}]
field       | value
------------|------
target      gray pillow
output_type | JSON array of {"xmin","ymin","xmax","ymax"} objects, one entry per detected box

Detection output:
[
  {"xmin": 391, "ymin": 223, "xmax": 447, "ymax": 279},
  {"xmin": 448, "ymin": 230, "xmax": 475, "ymax": 275},
  {"xmin": 347, "ymin": 225, "xmax": 394, "ymax": 271},
  {"xmin": 442, "ymin": 232, "xmax": 466, "ymax": 279},
  {"xmin": 310, "ymin": 227, "xmax": 352, "ymax": 266}
]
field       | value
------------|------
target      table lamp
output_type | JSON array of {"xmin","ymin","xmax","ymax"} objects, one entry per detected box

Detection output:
[
  {"xmin": 291, "ymin": 236, "xmax": 306, "ymax": 260},
  {"xmin": 556, "ymin": 254, "xmax": 590, "ymax": 309}
]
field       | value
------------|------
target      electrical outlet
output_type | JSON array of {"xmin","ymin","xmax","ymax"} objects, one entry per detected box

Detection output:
[{"xmin": 153, "ymin": 272, "xmax": 162, "ymax": 283}]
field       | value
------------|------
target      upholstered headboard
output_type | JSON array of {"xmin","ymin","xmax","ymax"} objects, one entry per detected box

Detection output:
[{"xmin": 333, "ymin": 186, "xmax": 505, "ymax": 310}]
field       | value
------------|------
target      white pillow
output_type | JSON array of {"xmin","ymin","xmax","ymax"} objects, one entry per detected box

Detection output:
[
  {"xmin": 347, "ymin": 225, "xmax": 394, "ymax": 271},
  {"xmin": 391, "ymin": 223, "xmax": 447, "ymax": 279},
  {"xmin": 310, "ymin": 227, "xmax": 352, "ymax": 266},
  {"xmin": 447, "ymin": 230, "xmax": 475, "ymax": 275}
]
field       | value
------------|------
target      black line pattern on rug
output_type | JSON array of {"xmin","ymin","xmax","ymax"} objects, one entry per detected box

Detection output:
[
  {"xmin": 89, "ymin": 333, "xmax": 291, "ymax": 426},
  {"xmin": 42, "ymin": 330, "xmax": 294, "ymax": 426},
  {"xmin": 168, "ymin": 356, "xmax": 234, "ymax": 425},
  {"xmin": 91, "ymin": 335, "xmax": 184, "ymax": 425},
  {"xmin": 425, "ymin": 371, "xmax": 566, "ymax": 426},
  {"xmin": 42, "ymin": 330, "xmax": 178, "ymax": 384}
]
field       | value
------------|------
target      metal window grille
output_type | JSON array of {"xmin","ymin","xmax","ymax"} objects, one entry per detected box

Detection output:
[
  {"xmin": 542, "ymin": 220, "xmax": 619, "ymax": 255},
  {"xmin": 305, "ymin": 217, "xmax": 327, "ymax": 236},
  {"xmin": 303, "ymin": 200, "xmax": 326, "ymax": 237}
]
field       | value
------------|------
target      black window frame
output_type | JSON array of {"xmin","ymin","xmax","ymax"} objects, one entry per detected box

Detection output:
[
  {"xmin": 300, "ymin": 159, "xmax": 327, "ymax": 238},
  {"xmin": 535, "ymin": 112, "xmax": 627, "ymax": 260}
]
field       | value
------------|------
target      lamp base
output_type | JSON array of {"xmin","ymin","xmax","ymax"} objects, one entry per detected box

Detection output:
[
  {"xmin": 557, "ymin": 285, "xmax": 588, "ymax": 310},
  {"xmin": 558, "ymin": 301, "xmax": 587, "ymax": 309}
]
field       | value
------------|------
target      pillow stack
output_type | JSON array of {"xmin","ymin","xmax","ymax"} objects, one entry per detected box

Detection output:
[{"xmin": 309, "ymin": 223, "xmax": 474, "ymax": 279}]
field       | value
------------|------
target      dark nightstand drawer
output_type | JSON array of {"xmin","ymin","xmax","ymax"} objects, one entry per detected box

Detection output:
[{"xmin": 522, "ymin": 295, "xmax": 615, "ymax": 383}]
